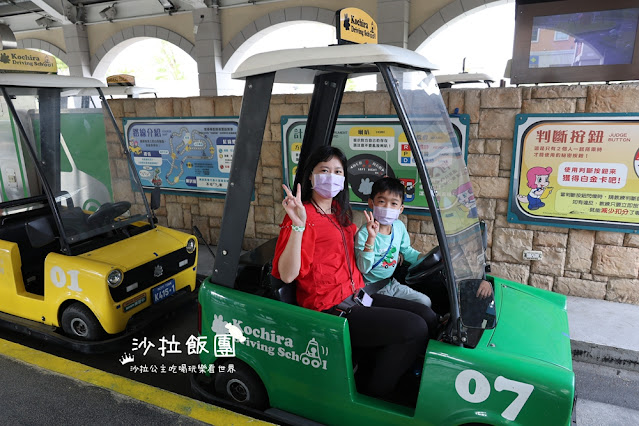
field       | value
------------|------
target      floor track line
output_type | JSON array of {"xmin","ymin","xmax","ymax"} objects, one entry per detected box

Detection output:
[{"xmin": 0, "ymin": 338, "xmax": 271, "ymax": 425}]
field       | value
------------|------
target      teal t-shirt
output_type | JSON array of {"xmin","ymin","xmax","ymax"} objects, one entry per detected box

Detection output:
[{"xmin": 355, "ymin": 219, "xmax": 421, "ymax": 283}]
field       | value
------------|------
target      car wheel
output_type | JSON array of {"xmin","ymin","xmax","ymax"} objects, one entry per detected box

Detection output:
[
  {"xmin": 61, "ymin": 303, "xmax": 105, "ymax": 341},
  {"xmin": 214, "ymin": 359, "xmax": 269, "ymax": 410}
]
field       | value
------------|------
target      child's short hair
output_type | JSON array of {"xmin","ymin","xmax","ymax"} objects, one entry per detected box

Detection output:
[{"xmin": 370, "ymin": 177, "xmax": 405, "ymax": 201}]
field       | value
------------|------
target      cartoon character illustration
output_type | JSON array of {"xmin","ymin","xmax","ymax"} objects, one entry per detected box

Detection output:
[
  {"xmin": 452, "ymin": 181, "xmax": 478, "ymax": 218},
  {"xmin": 382, "ymin": 246, "xmax": 398, "ymax": 268},
  {"xmin": 300, "ymin": 338, "xmax": 327, "ymax": 368},
  {"xmin": 225, "ymin": 322, "xmax": 246, "ymax": 343},
  {"xmin": 211, "ymin": 314, "xmax": 228, "ymax": 335},
  {"xmin": 151, "ymin": 168, "xmax": 162, "ymax": 187},
  {"xmin": 211, "ymin": 315, "xmax": 247, "ymax": 343},
  {"xmin": 399, "ymin": 178, "xmax": 415, "ymax": 203},
  {"xmin": 358, "ymin": 177, "xmax": 374, "ymax": 197},
  {"xmin": 517, "ymin": 166, "xmax": 553, "ymax": 211},
  {"xmin": 303, "ymin": 338, "xmax": 321, "ymax": 361},
  {"xmin": 128, "ymin": 140, "xmax": 142, "ymax": 155}
]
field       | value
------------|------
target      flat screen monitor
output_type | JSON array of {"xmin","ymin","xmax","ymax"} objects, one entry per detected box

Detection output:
[{"xmin": 511, "ymin": 0, "xmax": 639, "ymax": 84}]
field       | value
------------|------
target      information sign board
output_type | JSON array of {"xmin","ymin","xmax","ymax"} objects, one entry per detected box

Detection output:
[
  {"xmin": 281, "ymin": 115, "xmax": 469, "ymax": 213},
  {"xmin": 123, "ymin": 117, "xmax": 238, "ymax": 195},
  {"xmin": 508, "ymin": 114, "xmax": 639, "ymax": 233}
]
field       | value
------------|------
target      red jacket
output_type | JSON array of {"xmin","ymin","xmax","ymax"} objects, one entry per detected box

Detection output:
[{"xmin": 272, "ymin": 202, "xmax": 365, "ymax": 311}]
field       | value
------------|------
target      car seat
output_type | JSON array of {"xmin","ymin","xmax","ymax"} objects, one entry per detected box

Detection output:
[{"xmin": 269, "ymin": 273, "xmax": 298, "ymax": 305}]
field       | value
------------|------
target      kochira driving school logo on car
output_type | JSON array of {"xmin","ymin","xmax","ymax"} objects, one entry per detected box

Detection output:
[{"xmin": 211, "ymin": 314, "xmax": 329, "ymax": 370}]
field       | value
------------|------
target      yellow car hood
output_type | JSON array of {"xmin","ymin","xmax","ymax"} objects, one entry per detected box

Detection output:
[{"xmin": 79, "ymin": 228, "xmax": 185, "ymax": 270}]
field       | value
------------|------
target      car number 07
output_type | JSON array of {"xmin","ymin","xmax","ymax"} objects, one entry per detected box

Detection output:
[{"xmin": 455, "ymin": 369, "xmax": 534, "ymax": 421}]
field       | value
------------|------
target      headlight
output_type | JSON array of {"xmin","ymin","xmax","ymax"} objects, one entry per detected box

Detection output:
[
  {"xmin": 186, "ymin": 238, "xmax": 196, "ymax": 254},
  {"xmin": 107, "ymin": 269, "xmax": 123, "ymax": 288}
]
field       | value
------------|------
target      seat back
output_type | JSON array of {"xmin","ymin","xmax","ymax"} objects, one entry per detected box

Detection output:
[
  {"xmin": 268, "ymin": 270, "xmax": 298, "ymax": 305},
  {"xmin": 0, "ymin": 206, "xmax": 59, "ymax": 295}
]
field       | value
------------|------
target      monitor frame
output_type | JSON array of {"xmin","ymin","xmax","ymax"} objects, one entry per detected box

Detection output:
[{"xmin": 511, "ymin": 0, "xmax": 639, "ymax": 84}]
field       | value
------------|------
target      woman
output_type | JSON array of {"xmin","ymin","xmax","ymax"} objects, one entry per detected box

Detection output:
[{"xmin": 272, "ymin": 146, "xmax": 436, "ymax": 398}]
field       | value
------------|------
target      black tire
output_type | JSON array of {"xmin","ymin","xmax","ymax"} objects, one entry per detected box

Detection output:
[
  {"xmin": 61, "ymin": 303, "xmax": 105, "ymax": 341},
  {"xmin": 214, "ymin": 359, "xmax": 269, "ymax": 410}
]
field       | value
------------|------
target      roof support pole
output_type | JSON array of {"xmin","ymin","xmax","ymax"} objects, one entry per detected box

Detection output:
[
  {"xmin": 211, "ymin": 72, "xmax": 275, "ymax": 287},
  {"xmin": 293, "ymin": 72, "xmax": 347, "ymax": 192}
]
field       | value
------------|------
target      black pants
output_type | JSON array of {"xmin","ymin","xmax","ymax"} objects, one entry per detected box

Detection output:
[{"xmin": 344, "ymin": 294, "xmax": 434, "ymax": 397}]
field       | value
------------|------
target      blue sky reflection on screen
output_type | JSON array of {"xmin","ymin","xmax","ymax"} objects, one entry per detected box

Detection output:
[{"xmin": 530, "ymin": 8, "xmax": 639, "ymax": 68}]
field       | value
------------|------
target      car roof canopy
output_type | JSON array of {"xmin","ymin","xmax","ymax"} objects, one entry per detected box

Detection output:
[
  {"xmin": 232, "ymin": 44, "xmax": 439, "ymax": 83},
  {"xmin": 1, "ymin": 74, "xmax": 106, "ymax": 95},
  {"xmin": 61, "ymin": 86, "xmax": 156, "ymax": 97}
]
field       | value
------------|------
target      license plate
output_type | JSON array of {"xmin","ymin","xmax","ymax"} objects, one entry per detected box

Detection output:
[{"xmin": 152, "ymin": 279, "xmax": 175, "ymax": 304}]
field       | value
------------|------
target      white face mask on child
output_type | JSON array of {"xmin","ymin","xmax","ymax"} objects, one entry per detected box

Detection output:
[{"xmin": 373, "ymin": 205, "xmax": 400, "ymax": 225}]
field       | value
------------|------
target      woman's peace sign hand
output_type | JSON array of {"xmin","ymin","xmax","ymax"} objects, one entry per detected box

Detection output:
[
  {"xmin": 282, "ymin": 183, "xmax": 306, "ymax": 227},
  {"xmin": 363, "ymin": 209, "xmax": 379, "ymax": 240}
]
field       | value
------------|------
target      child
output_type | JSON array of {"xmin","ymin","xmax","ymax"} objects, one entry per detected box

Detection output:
[{"xmin": 355, "ymin": 177, "xmax": 432, "ymax": 307}]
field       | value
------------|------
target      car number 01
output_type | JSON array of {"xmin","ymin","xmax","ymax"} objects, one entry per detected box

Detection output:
[
  {"xmin": 50, "ymin": 266, "xmax": 83, "ymax": 292},
  {"xmin": 455, "ymin": 369, "xmax": 534, "ymax": 421}
]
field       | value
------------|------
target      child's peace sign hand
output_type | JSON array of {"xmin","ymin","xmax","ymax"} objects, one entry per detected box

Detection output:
[{"xmin": 363, "ymin": 210, "xmax": 379, "ymax": 240}]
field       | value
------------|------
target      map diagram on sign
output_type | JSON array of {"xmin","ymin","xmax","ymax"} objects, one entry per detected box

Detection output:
[
  {"xmin": 165, "ymin": 127, "xmax": 215, "ymax": 185},
  {"xmin": 124, "ymin": 119, "xmax": 238, "ymax": 194}
]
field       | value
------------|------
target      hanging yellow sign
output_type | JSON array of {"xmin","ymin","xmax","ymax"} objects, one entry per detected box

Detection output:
[
  {"xmin": 0, "ymin": 49, "xmax": 57, "ymax": 73},
  {"xmin": 336, "ymin": 8, "xmax": 378, "ymax": 45},
  {"xmin": 107, "ymin": 74, "xmax": 136, "ymax": 86}
]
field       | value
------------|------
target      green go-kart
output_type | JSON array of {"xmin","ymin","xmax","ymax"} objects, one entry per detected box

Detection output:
[{"xmin": 192, "ymin": 23, "xmax": 575, "ymax": 426}]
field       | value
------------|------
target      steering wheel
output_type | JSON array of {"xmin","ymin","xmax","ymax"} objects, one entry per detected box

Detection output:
[
  {"xmin": 87, "ymin": 201, "xmax": 131, "ymax": 228},
  {"xmin": 404, "ymin": 246, "xmax": 444, "ymax": 286}
]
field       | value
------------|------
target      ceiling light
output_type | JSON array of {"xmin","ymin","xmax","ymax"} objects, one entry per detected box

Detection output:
[
  {"xmin": 35, "ymin": 16, "xmax": 56, "ymax": 30},
  {"xmin": 157, "ymin": 0, "xmax": 179, "ymax": 14},
  {"xmin": 99, "ymin": 4, "xmax": 117, "ymax": 22}
]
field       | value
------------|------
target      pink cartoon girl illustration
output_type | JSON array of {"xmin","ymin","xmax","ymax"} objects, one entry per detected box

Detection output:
[
  {"xmin": 452, "ymin": 181, "xmax": 478, "ymax": 218},
  {"xmin": 517, "ymin": 166, "xmax": 553, "ymax": 210}
]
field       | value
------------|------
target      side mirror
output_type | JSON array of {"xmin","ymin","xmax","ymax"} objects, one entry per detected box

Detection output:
[
  {"xmin": 150, "ymin": 187, "xmax": 161, "ymax": 210},
  {"xmin": 25, "ymin": 216, "xmax": 57, "ymax": 248},
  {"xmin": 458, "ymin": 279, "xmax": 496, "ymax": 329}
]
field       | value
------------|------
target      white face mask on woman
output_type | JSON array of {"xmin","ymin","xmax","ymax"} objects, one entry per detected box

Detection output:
[
  {"xmin": 312, "ymin": 173, "xmax": 345, "ymax": 199},
  {"xmin": 373, "ymin": 205, "xmax": 401, "ymax": 225}
]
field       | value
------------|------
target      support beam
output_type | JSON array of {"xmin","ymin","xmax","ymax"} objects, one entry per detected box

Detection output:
[
  {"xmin": 376, "ymin": 0, "xmax": 410, "ymax": 89},
  {"xmin": 180, "ymin": 0, "xmax": 211, "ymax": 8},
  {"xmin": 2, "ymin": 0, "xmax": 188, "ymax": 33},
  {"xmin": 193, "ymin": 7, "xmax": 225, "ymax": 96},
  {"xmin": 62, "ymin": 24, "xmax": 91, "ymax": 77},
  {"xmin": 31, "ymin": 0, "xmax": 77, "ymax": 24}
]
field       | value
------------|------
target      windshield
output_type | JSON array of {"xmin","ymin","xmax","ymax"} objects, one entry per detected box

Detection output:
[
  {"xmin": 386, "ymin": 65, "xmax": 487, "ymax": 290},
  {"xmin": 1, "ymin": 87, "xmax": 150, "ymax": 245}
]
